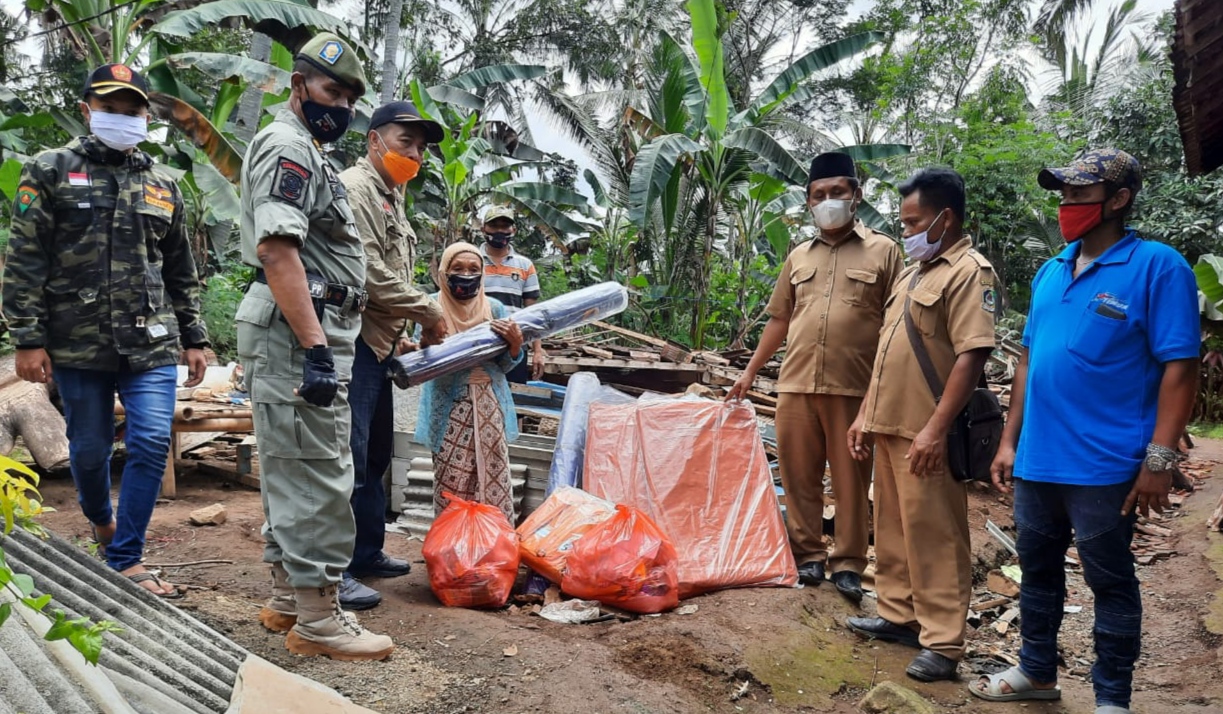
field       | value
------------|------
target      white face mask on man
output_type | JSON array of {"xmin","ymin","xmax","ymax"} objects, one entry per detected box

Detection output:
[
  {"xmin": 811, "ymin": 199, "xmax": 856, "ymax": 231},
  {"xmin": 903, "ymin": 208, "xmax": 948, "ymax": 262},
  {"xmin": 89, "ymin": 111, "xmax": 148, "ymax": 152}
]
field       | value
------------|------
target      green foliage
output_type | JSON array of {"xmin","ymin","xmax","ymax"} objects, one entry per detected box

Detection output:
[
  {"xmin": 0, "ymin": 455, "xmax": 120, "ymax": 665},
  {"xmin": 200, "ymin": 267, "xmax": 250, "ymax": 363}
]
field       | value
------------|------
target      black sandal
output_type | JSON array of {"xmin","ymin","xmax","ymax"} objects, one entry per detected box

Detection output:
[
  {"xmin": 89, "ymin": 522, "xmax": 114, "ymax": 558},
  {"xmin": 906, "ymin": 649, "xmax": 958, "ymax": 682}
]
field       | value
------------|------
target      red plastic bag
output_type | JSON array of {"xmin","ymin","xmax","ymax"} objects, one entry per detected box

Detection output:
[
  {"xmin": 561, "ymin": 505, "xmax": 679, "ymax": 614},
  {"xmin": 422, "ymin": 493, "xmax": 520, "ymax": 609}
]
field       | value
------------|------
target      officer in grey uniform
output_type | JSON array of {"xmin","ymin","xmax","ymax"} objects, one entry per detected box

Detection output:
[{"xmin": 236, "ymin": 32, "xmax": 393, "ymax": 661}]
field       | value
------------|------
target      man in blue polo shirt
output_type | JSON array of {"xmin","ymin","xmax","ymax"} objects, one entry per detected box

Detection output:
[{"xmin": 971, "ymin": 149, "xmax": 1199, "ymax": 713}]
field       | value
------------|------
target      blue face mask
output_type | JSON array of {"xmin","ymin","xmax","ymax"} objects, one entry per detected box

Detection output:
[{"xmin": 301, "ymin": 86, "xmax": 352, "ymax": 143}]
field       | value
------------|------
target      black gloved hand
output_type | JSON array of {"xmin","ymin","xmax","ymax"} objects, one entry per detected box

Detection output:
[{"xmin": 297, "ymin": 345, "xmax": 338, "ymax": 407}]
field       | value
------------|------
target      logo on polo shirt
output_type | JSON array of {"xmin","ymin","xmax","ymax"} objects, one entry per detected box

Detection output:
[{"xmin": 1090, "ymin": 292, "xmax": 1129, "ymax": 320}]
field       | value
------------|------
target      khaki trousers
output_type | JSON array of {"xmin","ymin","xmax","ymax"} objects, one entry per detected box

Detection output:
[
  {"xmin": 775, "ymin": 393, "xmax": 873, "ymax": 574},
  {"xmin": 873, "ymin": 433, "xmax": 972, "ymax": 659}
]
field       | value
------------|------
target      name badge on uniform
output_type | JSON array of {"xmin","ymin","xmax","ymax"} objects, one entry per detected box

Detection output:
[
  {"xmin": 148, "ymin": 323, "xmax": 169, "ymax": 339},
  {"xmin": 68, "ymin": 172, "xmax": 90, "ymax": 186}
]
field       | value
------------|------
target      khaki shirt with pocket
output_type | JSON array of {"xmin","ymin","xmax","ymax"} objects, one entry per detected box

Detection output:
[
  {"xmin": 339, "ymin": 156, "xmax": 442, "ymax": 361},
  {"xmin": 766, "ymin": 220, "xmax": 905, "ymax": 396},
  {"xmin": 861, "ymin": 236, "xmax": 998, "ymax": 440}
]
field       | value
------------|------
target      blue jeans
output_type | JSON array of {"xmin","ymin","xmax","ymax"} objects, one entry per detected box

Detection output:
[
  {"xmin": 346, "ymin": 338, "xmax": 395, "ymax": 569},
  {"xmin": 55, "ymin": 365, "xmax": 177, "ymax": 572},
  {"xmin": 1014, "ymin": 477, "xmax": 1140, "ymax": 709}
]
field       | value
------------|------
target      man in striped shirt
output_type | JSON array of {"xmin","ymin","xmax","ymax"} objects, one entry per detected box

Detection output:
[{"xmin": 479, "ymin": 206, "xmax": 545, "ymax": 382}]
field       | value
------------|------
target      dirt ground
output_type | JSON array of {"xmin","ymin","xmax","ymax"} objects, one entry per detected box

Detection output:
[{"xmin": 31, "ymin": 440, "xmax": 1223, "ymax": 714}]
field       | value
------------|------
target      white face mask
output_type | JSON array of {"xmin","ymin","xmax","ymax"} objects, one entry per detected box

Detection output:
[
  {"xmin": 903, "ymin": 209, "xmax": 948, "ymax": 262},
  {"xmin": 89, "ymin": 110, "xmax": 148, "ymax": 151},
  {"xmin": 811, "ymin": 199, "xmax": 855, "ymax": 231}
]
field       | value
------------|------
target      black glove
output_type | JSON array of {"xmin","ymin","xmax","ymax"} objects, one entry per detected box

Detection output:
[{"xmin": 297, "ymin": 345, "xmax": 338, "ymax": 407}]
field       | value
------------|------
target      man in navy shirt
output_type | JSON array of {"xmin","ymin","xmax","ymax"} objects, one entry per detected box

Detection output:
[{"xmin": 972, "ymin": 149, "xmax": 1199, "ymax": 713}]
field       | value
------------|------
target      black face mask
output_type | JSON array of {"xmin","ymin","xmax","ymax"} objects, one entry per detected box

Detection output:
[
  {"xmin": 447, "ymin": 273, "xmax": 482, "ymax": 301},
  {"xmin": 301, "ymin": 86, "xmax": 353, "ymax": 143},
  {"xmin": 486, "ymin": 231, "xmax": 512, "ymax": 249}
]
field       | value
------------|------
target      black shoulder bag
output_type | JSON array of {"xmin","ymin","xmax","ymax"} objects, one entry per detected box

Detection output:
[{"xmin": 902, "ymin": 272, "xmax": 1003, "ymax": 483}]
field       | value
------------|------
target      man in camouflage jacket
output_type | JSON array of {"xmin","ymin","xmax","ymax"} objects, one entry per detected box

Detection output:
[{"xmin": 2, "ymin": 64, "xmax": 208, "ymax": 597}]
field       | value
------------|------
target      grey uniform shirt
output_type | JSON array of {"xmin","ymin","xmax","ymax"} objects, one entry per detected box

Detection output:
[{"xmin": 236, "ymin": 107, "xmax": 365, "ymax": 392}]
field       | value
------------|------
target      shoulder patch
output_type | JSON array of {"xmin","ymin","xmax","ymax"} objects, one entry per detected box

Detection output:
[
  {"xmin": 982, "ymin": 288, "xmax": 997, "ymax": 313},
  {"xmin": 15, "ymin": 186, "xmax": 38, "ymax": 214},
  {"xmin": 271, "ymin": 157, "xmax": 311, "ymax": 206}
]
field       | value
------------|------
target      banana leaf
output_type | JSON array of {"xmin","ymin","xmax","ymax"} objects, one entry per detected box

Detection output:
[
  {"xmin": 152, "ymin": 0, "xmax": 367, "ymax": 55},
  {"xmin": 167, "ymin": 52, "xmax": 292, "ymax": 94},
  {"xmin": 628, "ymin": 133, "xmax": 702, "ymax": 227},
  {"xmin": 446, "ymin": 64, "xmax": 548, "ymax": 91},
  {"xmin": 148, "ymin": 92, "xmax": 243, "ymax": 182}
]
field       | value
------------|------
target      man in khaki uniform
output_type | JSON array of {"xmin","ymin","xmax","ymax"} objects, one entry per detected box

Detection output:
[
  {"xmin": 236, "ymin": 32, "xmax": 393, "ymax": 661},
  {"xmin": 337, "ymin": 100, "xmax": 448, "ymax": 610},
  {"xmin": 847, "ymin": 167, "xmax": 997, "ymax": 682},
  {"xmin": 728, "ymin": 152, "xmax": 903, "ymax": 602}
]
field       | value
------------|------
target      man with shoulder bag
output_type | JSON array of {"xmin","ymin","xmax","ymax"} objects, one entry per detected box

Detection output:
[{"xmin": 846, "ymin": 168, "xmax": 998, "ymax": 682}]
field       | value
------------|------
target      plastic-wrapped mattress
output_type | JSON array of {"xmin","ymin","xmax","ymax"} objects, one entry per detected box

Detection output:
[{"xmin": 583, "ymin": 397, "xmax": 798, "ymax": 597}]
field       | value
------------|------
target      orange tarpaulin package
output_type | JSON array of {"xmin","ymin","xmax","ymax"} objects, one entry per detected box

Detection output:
[
  {"xmin": 561, "ymin": 504, "xmax": 680, "ymax": 614},
  {"xmin": 422, "ymin": 493, "xmax": 520, "ymax": 609},
  {"xmin": 516, "ymin": 486, "xmax": 617, "ymax": 584},
  {"xmin": 584, "ymin": 398, "xmax": 798, "ymax": 598}
]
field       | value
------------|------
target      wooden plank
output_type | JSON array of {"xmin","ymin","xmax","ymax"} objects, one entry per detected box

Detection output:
[
  {"xmin": 546, "ymin": 356, "xmax": 706, "ymax": 372},
  {"xmin": 510, "ymin": 383, "xmax": 554, "ymax": 400},
  {"xmin": 747, "ymin": 391, "xmax": 778, "ymax": 405},
  {"xmin": 590, "ymin": 321, "xmax": 670, "ymax": 348},
  {"xmin": 628, "ymin": 350, "xmax": 661, "ymax": 362},
  {"xmin": 183, "ymin": 457, "xmax": 261, "ymax": 490},
  {"xmin": 580, "ymin": 345, "xmax": 616, "ymax": 360}
]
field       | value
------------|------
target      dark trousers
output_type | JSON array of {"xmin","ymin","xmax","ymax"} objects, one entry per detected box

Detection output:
[
  {"xmin": 1014, "ymin": 477, "xmax": 1141, "ymax": 709},
  {"xmin": 347, "ymin": 338, "xmax": 395, "ymax": 569}
]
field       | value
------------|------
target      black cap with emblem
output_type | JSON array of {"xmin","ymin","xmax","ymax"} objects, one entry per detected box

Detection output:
[
  {"xmin": 83, "ymin": 64, "xmax": 149, "ymax": 105},
  {"xmin": 369, "ymin": 100, "xmax": 445, "ymax": 143}
]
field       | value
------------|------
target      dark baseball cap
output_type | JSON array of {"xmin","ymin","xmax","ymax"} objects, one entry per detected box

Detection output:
[
  {"xmin": 83, "ymin": 64, "xmax": 149, "ymax": 105},
  {"xmin": 1038, "ymin": 148, "xmax": 1142, "ymax": 193},
  {"xmin": 369, "ymin": 100, "xmax": 444, "ymax": 143}
]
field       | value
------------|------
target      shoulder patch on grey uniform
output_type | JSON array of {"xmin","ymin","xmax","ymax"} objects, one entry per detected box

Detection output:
[{"xmin": 271, "ymin": 157, "xmax": 311, "ymax": 206}]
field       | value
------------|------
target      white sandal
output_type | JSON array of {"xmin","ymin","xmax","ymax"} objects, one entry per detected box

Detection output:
[{"xmin": 970, "ymin": 666, "xmax": 1062, "ymax": 702}]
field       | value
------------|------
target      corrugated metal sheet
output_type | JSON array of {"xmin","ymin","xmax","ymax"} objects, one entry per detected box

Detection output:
[
  {"xmin": 0, "ymin": 528, "xmax": 246, "ymax": 714},
  {"xmin": 1174, "ymin": 0, "xmax": 1223, "ymax": 175}
]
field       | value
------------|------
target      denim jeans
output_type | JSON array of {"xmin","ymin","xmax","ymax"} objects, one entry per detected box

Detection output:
[
  {"xmin": 1014, "ymin": 477, "xmax": 1141, "ymax": 709},
  {"xmin": 346, "ymin": 338, "xmax": 395, "ymax": 569},
  {"xmin": 55, "ymin": 365, "xmax": 177, "ymax": 572}
]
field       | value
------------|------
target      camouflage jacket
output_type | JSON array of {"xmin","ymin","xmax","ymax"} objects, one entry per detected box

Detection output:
[{"xmin": 2, "ymin": 136, "xmax": 209, "ymax": 371}]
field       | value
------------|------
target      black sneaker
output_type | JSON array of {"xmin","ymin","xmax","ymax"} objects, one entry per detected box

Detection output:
[
  {"xmin": 797, "ymin": 561, "xmax": 826, "ymax": 586},
  {"xmin": 830, "ymin": 570, "xmax": 864, "ymax": 603},
  {"xmin": 338, "ymin": 573, "xmax": 381, "ymax": 611},
  {"xmin": 348, "ymin": 552, "xmax": 412, "ymax": 579}
]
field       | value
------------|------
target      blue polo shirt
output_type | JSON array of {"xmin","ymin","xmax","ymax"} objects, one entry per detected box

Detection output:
[{"xmin": 1014, "ymin": 231, "xmax": 1199, "ymax": 486}]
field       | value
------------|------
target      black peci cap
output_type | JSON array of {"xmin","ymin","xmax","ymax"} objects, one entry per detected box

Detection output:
[{"xmin": 807, "ymin": 151, "xmax": 857, "ymax": 185}]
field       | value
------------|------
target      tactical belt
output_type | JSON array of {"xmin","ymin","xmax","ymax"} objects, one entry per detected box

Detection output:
[{"xmin": 253, "ymin": 269, "xmax": 368, "ymax": 317}]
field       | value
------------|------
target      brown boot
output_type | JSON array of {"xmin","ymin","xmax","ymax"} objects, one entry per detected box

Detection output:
[
  {"xmin": 285, "ymin": 584, "xmax": 395, "ymax": 661},
  {"xmin": 258, "ymin": 562, "xmax": 296, "ymax": 633}
]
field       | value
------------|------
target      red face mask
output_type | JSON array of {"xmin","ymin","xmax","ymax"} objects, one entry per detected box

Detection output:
[{"xmin": 1058, "ymin": 201, "xmax": 1104, "ymax": 242}]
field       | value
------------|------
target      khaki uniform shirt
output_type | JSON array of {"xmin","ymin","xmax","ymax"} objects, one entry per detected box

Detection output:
[
  {"xmin": 861, "ymin": 236, "xmax": 998, "ymax": 440},
  {"xmin": 766, "ymin": 220, "xmax": 905, "ymax": 396},
  {"xmin": 339, "ymin": 156, "xmax": 441, "ymax": 361}
]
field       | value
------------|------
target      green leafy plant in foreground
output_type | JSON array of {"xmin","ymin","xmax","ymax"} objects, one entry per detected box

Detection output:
[{"xmin": 0, "ymin": 455, "xmax": 121, "ymax": 665}]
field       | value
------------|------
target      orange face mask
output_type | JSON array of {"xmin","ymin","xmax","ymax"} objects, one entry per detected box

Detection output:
[{"xmin": 373, "ymin": 133, "xmax": 421, "ymax": 185}]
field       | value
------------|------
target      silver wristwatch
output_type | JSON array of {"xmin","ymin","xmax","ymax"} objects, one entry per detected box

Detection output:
[{"xmin": 1144, "ymin": 443, "xmax": 1186, "ymax": 473}]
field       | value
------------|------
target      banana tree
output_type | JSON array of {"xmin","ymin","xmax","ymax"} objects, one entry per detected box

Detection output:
[
  {"xmin": 407, "ymin": 75, "xmax": 594, "ymax": 274},
  {"xmin": 626, "ymin": 0, "xmax": 903, "ymax": 347}
]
